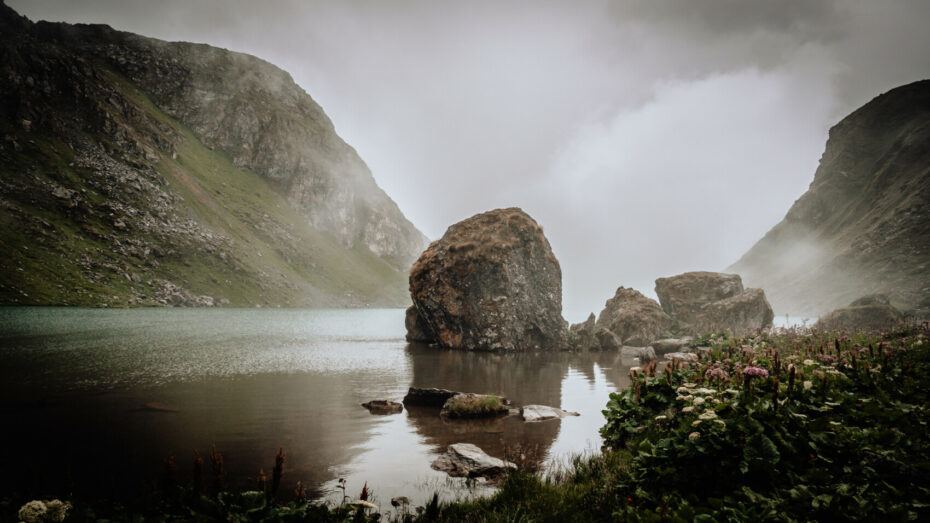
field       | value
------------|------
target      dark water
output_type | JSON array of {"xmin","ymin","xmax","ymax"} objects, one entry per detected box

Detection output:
[{"xmin": 0, "ymin": 307, "xmax": 632, "ymax": 506}]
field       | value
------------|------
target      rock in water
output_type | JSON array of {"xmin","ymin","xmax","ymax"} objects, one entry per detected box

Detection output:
[
  {"xmin": 655, "ymin": 272, "xmax": 773, "ymax": 335},
  {"xmin": 430, "ymin": 443, "xmax": 516, "ymax": 480},
  {"xmin": 402, "ymin": 387, "xmax": 459, "ymax": 407},
  {"xmin": 520, "ymin": 405, "xmax": 580, "ymax": 422},
  {"xmin": 408, "ymin": 208, "xmax": 568, "ymax": 351},
  {"xmin": 361, "ymin": 400, "xmax": 404, "ymax": 415},
  {"xmin": 815, "ymin": 297, "xmax": 904, "ymax": 331},
  {"xmin": 595, "ymin": 287, "xmax": 673, "ymax": 346}
]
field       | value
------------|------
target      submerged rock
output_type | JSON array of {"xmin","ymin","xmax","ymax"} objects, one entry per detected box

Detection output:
[
  {"xmin": 361, "ymin": 400, "xmax": 404, "ymax": 415},
  {"xmin": 595, "ymin": 287, "xmax": 673, "ymax": 346},
  {"xmin": 815, "ymin": 297, "xmax": 904, "ymax": 331},
  {"xmin": 402, "ymin": 387, "xmax": 458, "ymax": 408},
  {"xmin": 520, "ymin": 405, "xmax": 580, "ymax": 422},
  {"xmin": 430, "ymin": 443, "xmax": 516, "ymax": 480},
  {"xmin": 655, "ymin": 272, "xmax": 774, "ymax": 335},
  {"xmin": 408, "ymin": 208, "xmax": 568, "ymax": 351},
  {"xmin": 440, "ymin": 393, "xmax": 510, "ymax": 419}
]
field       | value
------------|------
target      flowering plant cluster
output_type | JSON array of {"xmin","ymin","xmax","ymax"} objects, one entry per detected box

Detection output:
[{"xmin": 600, "ymin": 323, "xmax": 930, "ymax": 521}]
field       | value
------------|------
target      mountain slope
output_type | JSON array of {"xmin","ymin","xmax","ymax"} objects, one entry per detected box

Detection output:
[
  {"xmin": 0, "ymin": 3, "xmax": 426, "ymax": 307},
  {"xmin": 729, "ymin": 80, "xmax": 930, "ymax": 315}
]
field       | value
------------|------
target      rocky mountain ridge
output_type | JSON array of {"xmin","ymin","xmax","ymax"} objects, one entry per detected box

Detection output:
[
  {"xmin": 729, "ymin": 80, "xmax": 930, "ymax": 315},
  {"xmin": 0, "ymin": 2, "xmax": 426, "ymax": 307}
]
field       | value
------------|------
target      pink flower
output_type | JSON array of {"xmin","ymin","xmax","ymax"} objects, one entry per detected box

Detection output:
[{"xmin": 742, "ymin": 366, "xmax": 769, "ymax": 378}]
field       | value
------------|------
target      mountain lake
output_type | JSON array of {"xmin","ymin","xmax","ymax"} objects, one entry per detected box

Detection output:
[{"xmin": 0, "ymin": 307, "xmax": 638, "ymax": 507}]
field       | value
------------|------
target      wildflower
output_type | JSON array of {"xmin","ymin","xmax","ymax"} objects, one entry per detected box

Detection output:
[
  {"xmin": 742, "ymin": 366, "xmax": 769, "ymax": 378},
  {"xmin": 698, "ymin": 411, "xmax": 718, "ymax": 420},
  {"xmin": 655, "ymin": 415, "xmax": 668, "ymax": 420},
  {"xmin": 688, "ymin": 432, "xmax": 701, "ymax": 440},
  {"xmin": 683, "ymin": 382, "xmax": 697, "ymax": 388},
  {"xmin": 803, "ymin": 359, "xmax": 816, "ymax": 366},
  {"xmin": 681, "ymin": 406, "xmax": 694, "ymax": 413},
  {"xmin": 18, "ymin": 501, "xmax": 47, "ymax": 523},
  {"xmin": 680, "ymin": 394, "xmax": 694, "ymax": 401},
  {"xmin": 705, "ymin": 368, "xmax": 729, "ymax": 380},
  {"xmin": 692, "ymin": 420, "xmax": 703, "ymax": 427},
  {"xmin": 816, "ymin": 353, "xmax": 836, "ymax": 363},
  {"xmin": 803, "ymin": 380, "xmax": 813, "ymax": 390},
  {"xmin": 695, "ymin": 387, "xmax": 717, "ymax": 395},
  {"xmin": 693, "ymin": 397, "xmax": 706, "ymax": 406},
  {"xmin": 676, "ymin": 386, "xmax": 690, "ymax": 394},
  {"xmin": 713, "ymin": 419, "xmax": 726, "ymax": 427}
]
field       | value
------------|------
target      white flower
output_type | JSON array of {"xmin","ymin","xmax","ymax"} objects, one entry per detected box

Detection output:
[
  {"xmin": 803, "ymin": 380, "xmax": 813, "ymax": 390},
  {"xmin": 681, "ymin": 394, "xmax": 694, "ymax": 401},
  {"xmin": 677, "ymin": 386, "xmax": 690, "ymax": 394},
  {"xmin": 692, "ymin": 420, "xmax": 703, "ymax": 426},
  {"xmin": 688, "ymin": 431, "xmax": 701, "ymax": 440},
  {"xmin": 803, "ymin": 359, "xmax": 816, "ymax": 366},
  {"xmin": 18, "ymin": 501, "xmax": 47, "ymax": 523},
  {"xmin": 683, "ymin": 383, "xmax": 697, "ymax": 388},
  {"xmin": 655, "ymin": 415, "xmax": 668, "ymax": 420},
  {"xmin": 695, "ymin": 388, "xmax": 717, "ymax": 395},
  {"xmin": 698, "ymin": 411, "xmax": 718, "ymax": 420},
  {"xmin": 681, "ymin": 406, "xmax": 694, "ymax": 413},
  {"xmin": 693, "ymin": 397, "xmax": 706, "ymax": 405},
  {"xmin": 724, "ymin": 389, "xmax": 740, "ymax": 395},
  {"xmin": 713, "ymin": 419, "xmax": 726, "ymax": 427}
]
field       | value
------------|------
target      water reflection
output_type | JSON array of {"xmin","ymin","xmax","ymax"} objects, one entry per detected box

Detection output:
[{"xmin": 0, "ymin": 308, "xmax": 633, "ymax": 506}]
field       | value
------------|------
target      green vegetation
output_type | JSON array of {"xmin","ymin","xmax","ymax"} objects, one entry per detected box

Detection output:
[
  {"xmin": 0, "ymin": 61, "xmax": 408, "ymax": 308},
  {"xmin": 442, "ymin": 394, "xmax": 510, "ymax": 419}
]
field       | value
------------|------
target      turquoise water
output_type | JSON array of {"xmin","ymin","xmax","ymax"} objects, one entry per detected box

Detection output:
[{"xmin": 0, "ymin": 307, "xmax": 631, "ymax": 506}]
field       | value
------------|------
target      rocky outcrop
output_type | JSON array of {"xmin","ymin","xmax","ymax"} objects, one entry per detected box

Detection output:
[
  {"xmin": 568, "ymin": 313, "xmax": 598, "ymax": 350},
  {"xmin": 815, "ymin": 297, "xmax": 904, "ymax": 331},
  {"xmin": 621, "ymin": 346, "xmax": 657, "ymax": 363},
  {"xmin": 407, "ymin": 208, "xmax": 568, "ymax": 351},
  {"xmin": 595, "ymin": 287, "xmax": 673, "ymax": 346},
  {"xmin": 729, "ymin": 80, "xmax": 930, "ymax": 315},
  {"xmin": 520, "ymin": 405, "xmax": 580, "ymax": 422},
  {"xmin": 655, "ymin": 272, "xmax": 774, "ymax": 335},
  {"xmin": 430, "ymin": 443, "xmax": 516, "ymax": 480},
  {"xmin": 651, "ymin": 337, "xmax": 693, "ymax": 354},
  {"xmin": 0, "ymin": 4, "xmax": 423, "ymax": 308}
]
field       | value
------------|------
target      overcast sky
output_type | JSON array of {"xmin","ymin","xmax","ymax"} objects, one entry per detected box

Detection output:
[{"xmin": 12, "ymin": 0, "xmax": 930, "ymax": 320}]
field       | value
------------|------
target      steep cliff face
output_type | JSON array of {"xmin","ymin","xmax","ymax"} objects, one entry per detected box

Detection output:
[
  {"xmin": 729, "ymin": 80, "xmax": 930, "ymax": 315},
  {"xmin": 0, "ymin": 3, "xmax": 426, "ymax": 307}
]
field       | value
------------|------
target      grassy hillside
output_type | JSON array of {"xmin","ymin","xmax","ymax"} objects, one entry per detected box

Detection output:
[{"xmin": 0, "ymin": 61, "xmax": 408, "ymax": 308}]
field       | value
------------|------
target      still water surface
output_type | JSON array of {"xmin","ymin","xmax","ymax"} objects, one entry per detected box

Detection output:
[{"xmin": 0, "ymin": 307, "xmax": 633, "ymax": 506}]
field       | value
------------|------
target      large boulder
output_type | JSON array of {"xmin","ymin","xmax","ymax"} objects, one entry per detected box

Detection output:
[
  {"xmin": 655, "ymin": 272, "xmax": 774, "ymax": 335},
  {"xmin": 690, "ymin": 288, "xmax": 775, "ymax": 335},
  {"xmin": 408, "ymin": 208, "xmax": 568, "ymax": 351},
  {"xmin": 815, "ymin": 297, "xmax": 904, "ymax": 331},
  {"xmin": 654, "ymin": 272, "xmax": 744, "ymax": 321},
  {"xmin": 595, "ymin": 287, "xmax": 673, "ymax": 346}
]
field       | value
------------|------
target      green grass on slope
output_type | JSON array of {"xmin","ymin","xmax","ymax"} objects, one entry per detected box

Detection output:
[{"xmin": 0, "ymin": 65, "xmax": 408, "ymax": 307}]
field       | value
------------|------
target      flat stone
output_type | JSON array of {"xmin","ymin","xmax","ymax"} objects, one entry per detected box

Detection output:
[
  {"xmin": 520, "ymin": 404, "xmax": 580, "ymax": 422},
  {"xmin": 430, "ymin": 443, "xmax": 516, "ymax": 480},
  {"xmin": 402, "ymin": 387, "xmax": 458, "ymax": 408}
]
